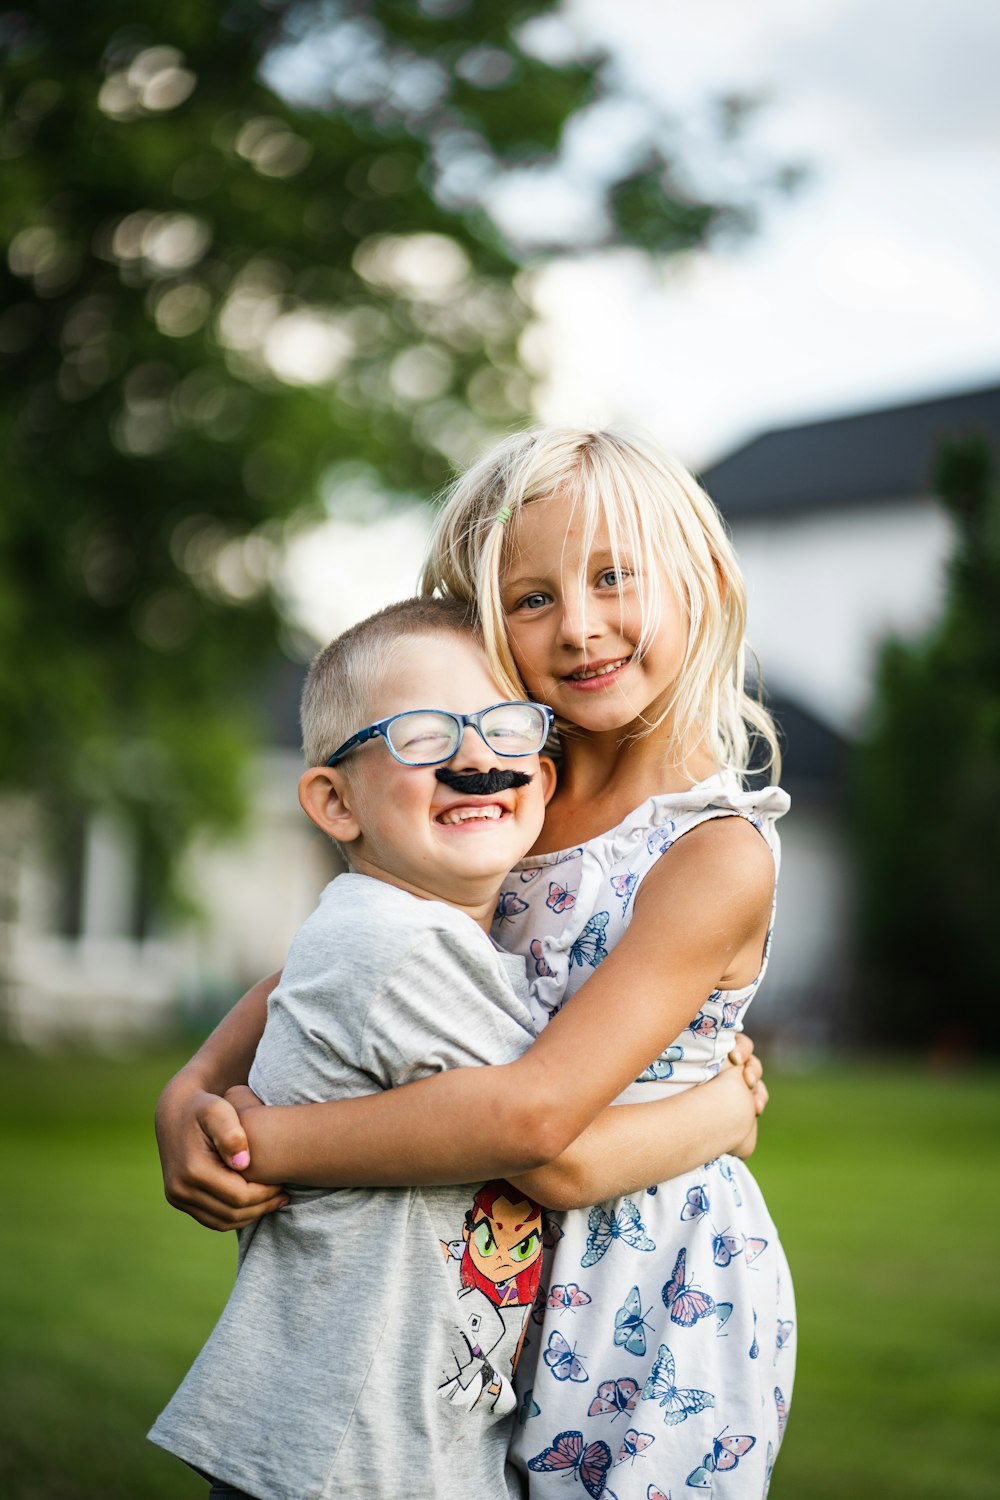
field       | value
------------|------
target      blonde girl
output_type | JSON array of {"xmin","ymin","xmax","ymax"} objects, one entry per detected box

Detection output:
[{"xmin": 157, "ymin": 428, "xmax": 794, "ymax": 1498}]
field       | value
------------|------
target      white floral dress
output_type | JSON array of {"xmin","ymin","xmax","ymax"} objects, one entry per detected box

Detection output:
[{"xmin": 492, "ymin": 776, "xmax": 795, "ymax": 1500}]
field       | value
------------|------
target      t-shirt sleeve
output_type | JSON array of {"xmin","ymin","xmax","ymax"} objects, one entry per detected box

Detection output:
[{"xmin": 361, "ymin": 926, "xmax": 535, "ymax": 1089}]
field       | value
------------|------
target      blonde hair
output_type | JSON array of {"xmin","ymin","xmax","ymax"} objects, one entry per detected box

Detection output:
[
  {"xmin": 420, "ymin": 427, "xmax": 780, "ymax": 781},
  {"xmin": 301, "ymin": 596, "xmax": 479, "ymax": 766}
]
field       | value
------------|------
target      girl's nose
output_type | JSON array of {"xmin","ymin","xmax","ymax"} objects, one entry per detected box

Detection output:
[{"xmin": 557, "ymin": 592, "xmax": 603, "ymax": 650}]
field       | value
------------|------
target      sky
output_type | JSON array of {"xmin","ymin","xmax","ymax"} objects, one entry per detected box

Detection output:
[
  {"xmin": 287, "ymin": 0, "xmax": 1000, "ymax": 642},
  {"xmin": 528, "ymin": 0, "xmax": 1000, "ymax": 466}
]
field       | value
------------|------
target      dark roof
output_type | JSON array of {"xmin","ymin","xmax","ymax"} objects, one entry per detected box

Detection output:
[
  {"xmin": 768, "ymin": 690, "xmax": 848, "ymax": 793},
  {"xmin": 701, "ymin": 381, "xmax": 1000, "ymax": 519},
  {"xmin": 745, "ymin": 684, "xmax": 848, "ymax": 798}
]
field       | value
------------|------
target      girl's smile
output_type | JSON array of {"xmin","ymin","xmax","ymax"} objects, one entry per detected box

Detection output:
[{"xmin": 562, "ymin": 655, "xmax": 633, "ymax": 689}]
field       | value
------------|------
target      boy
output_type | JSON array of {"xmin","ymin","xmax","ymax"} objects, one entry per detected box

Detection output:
[{"xmin": 149, "ymin": 597, "xmax": 558, "ymax": 1500}]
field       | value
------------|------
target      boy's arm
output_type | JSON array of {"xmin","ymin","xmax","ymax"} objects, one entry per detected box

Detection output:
[
  {"xmin": 509, "ymin": 1047, "xmax": 766, "ymax": 1210},
  {"xmin": 155, "ymin": 972, "xmax": 283, "ymax": 1230},
  {"xmin": 230, "ymin": 818, "xmax": 773, "ymax": 1188},
  {"xmin": 223, "ymin": 1040, "xmax": 764, "ymax": 1210}
]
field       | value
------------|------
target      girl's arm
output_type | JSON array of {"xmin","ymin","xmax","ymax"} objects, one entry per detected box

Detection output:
[
  {"xmin": 155, "ymin": 973, "xmax": 280, "ymax": 1230},
  {"xmin": 232, "ymin": 818, "xmax": 774, "ymax": 1189}
]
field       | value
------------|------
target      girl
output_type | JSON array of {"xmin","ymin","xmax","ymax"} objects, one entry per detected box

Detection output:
[{"xmin": 158, "ymin": 428, "xmax": 793, "ymax": 1497}]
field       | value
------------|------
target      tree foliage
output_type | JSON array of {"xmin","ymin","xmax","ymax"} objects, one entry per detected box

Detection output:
[
  {"xmin": 852, "ymin": 436, "xmax": 1000, "ymax": 1053},
  {"xmin": 0, "ymin": 0, "xmax": 745, "ymax": 904}
]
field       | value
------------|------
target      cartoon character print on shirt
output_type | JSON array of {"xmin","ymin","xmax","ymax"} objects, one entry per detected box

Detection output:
[{"xmin": 439, "ymin": 1180, "xmax": 544, "ymax": 1412}]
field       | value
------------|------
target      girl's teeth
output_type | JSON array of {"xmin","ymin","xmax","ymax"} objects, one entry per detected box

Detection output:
[{"xmin": 571, "ymin": 658, "xmax": 628, "ymax": 681}]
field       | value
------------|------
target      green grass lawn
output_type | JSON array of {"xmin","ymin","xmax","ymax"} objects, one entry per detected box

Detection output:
[{"xmin": 1, "ymin": 1049, "xmax": 998, "ymax": 1499}]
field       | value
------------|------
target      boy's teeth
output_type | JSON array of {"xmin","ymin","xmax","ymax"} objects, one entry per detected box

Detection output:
[
  {"xmin": 570, "ymin": 658, "xmax": 628, "ymax": 680},
  {"xmin": 439, "ymin": 804, "xmax": 503, "ymax": 825}
]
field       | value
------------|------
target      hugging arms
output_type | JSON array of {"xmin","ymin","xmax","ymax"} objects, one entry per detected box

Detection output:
[{"xmin": 157, "ymin": 816, "xmax": 772, "ymax": 1226}]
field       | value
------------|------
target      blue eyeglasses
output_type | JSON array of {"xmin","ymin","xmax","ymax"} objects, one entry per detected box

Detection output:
[{"xmin": 325, "ymin": 701, "xmax": 554, "ymax": 768}]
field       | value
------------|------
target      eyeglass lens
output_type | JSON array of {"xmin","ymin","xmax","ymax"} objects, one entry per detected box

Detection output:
[{"xmin": 385, "ymin": 705, "xmax": 546, "ymax": 765}]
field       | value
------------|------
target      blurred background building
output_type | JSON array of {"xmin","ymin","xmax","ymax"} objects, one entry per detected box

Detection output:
[{"xmin": 2, "ymin": 0, "xmax": 998, "ymax": 1049}]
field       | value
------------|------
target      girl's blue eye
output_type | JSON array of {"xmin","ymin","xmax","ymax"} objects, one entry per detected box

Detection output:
[
  {"xmin": 593, "ymin": 564, "xmax": 632, "ymax": 588},
  {"xmin": 515, "ymin": 592, "xmax": 549, "ymax": 611}
]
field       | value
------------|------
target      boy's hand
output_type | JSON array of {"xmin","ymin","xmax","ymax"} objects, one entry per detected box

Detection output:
[
  {"xmin": 723, "ymin": 1034, "xmax": 768, "ymax": 1160},
  {"xmin": 155, "ymin": 1081, "xmax": 288, "ymax": 1232}
]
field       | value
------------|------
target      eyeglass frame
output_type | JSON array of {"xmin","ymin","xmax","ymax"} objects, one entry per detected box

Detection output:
[{"xmin": 324, "ymin": 700, "xmax": 555, "ymax": 768}]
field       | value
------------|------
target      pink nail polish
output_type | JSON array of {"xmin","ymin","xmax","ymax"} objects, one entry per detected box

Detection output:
[{"xmin": 231, "ymin": 1150, "xmax": 250, "ymax": 1170}]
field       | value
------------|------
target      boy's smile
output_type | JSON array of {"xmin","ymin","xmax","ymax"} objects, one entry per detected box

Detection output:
[{"xmin": 306, "ymin": 633, "xmax": 554, "ymax": 927}]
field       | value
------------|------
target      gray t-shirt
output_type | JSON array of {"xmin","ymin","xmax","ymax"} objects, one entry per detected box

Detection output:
[{"xmin": 149, "ymin": 874, "xmax": 539, "ymax": 1500}]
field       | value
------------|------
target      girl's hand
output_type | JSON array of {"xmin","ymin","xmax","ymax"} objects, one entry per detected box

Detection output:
[{"xmin": 155, "ymin": 1078, "xmax": 288, "ymax": 1232}]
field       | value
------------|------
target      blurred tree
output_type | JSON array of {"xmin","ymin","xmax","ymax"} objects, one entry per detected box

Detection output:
[
  {"xmin": 852, "ymin": 437, "xmax": 1000, "ymax": 1054},
  {"xmin": 0, "ymin": 0, "xmax": 769, "ymax": 914}
]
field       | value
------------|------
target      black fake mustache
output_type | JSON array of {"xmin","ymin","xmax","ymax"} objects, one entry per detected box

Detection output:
[{"xmin": 434, "ymin": 768, "xmax": 534, "ymax": 796}]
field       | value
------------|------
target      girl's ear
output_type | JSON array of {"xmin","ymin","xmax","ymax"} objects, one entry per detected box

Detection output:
[
  {"xmin": 538, "ymin": 755, "xmax": 559, "ymax": 806},
  {"xmin": 298, "ymin": 767, "xmax": 361, "ymax": 845}
]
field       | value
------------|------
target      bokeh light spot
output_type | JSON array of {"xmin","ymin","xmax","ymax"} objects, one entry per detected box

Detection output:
[
  {"xmin": 235, "ymin": 116, "xmax": 313, "ymax": 179},
  {"xmin": 264, "ymin": 312, "xmax": 353, "ymax": 386},
  {"xmin": 389, "ymin": 342, "xmax": 454, "ymax": 403},
  {"xmin": 151, "ymin": 282, "xmax": 212, "ymax": 337},
  {"xmin": 353, "ymin": 232, "xmax": 470, "ymax": 302}
]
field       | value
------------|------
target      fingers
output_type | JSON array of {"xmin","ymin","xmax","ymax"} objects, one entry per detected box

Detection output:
[
  {"xmin": 168, "ymin": 1188, "xmax": 289, "ymax": 1233},
  {"xmin": 198, "ymin": 1096, "xmax": 252, "ymax": 1171},
  {"xmin": 727, "ymin": 1034, "xmax": 754, "ymax": 1066},
  {"xmin": 164, "ymin": 1166, "xmax": 289, "ymax": 1230},
  {"xmin": 741, "ymin": 1054, "xmax": 763, "ymax": 1091},
  {"xmin": 725, "ymin": 1036, "xmax": 765, "ymax": 1095},
  {"xmin": 156, "ymin": 1083, "xmax": 288, "ymax": 1232},
  {"xmin": 752, "ymin": 1079, "xmax": 769, "ymax": 1116},
  {"xmin": 169, "ymin": 1159, "xmax": 283, "ymax": 1212}
]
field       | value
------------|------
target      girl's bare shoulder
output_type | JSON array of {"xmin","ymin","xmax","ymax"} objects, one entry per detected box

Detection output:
[{"xmin": 635, "ymin": 814, "xmax": 775, "ymax": 922}]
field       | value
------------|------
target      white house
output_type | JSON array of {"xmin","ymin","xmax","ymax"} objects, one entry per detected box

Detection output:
[
  {"xmin": 700, "ymin": 380, "xmax": 1000, "ymax": 1047},
  {"xmin": 1, "ymin": 671, "xmax": 337, "ymax": 1048}
]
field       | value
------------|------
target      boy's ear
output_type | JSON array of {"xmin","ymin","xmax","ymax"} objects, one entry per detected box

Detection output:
[
  {"xmin": 537, "ymin": 755, "xmax": 558, "ymax": 806},
  {"xmin": 298, "ymin": 767, "xmax": 361, "ymax": 846}
]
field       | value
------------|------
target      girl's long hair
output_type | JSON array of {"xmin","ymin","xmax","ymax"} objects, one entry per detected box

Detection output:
[{"xmin": 420, "ymin": 426, "xmax": 780, "ymax": 782}]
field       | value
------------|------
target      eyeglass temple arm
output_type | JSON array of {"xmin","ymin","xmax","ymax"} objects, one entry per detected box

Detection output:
[{"xmin": 325, "ymin": 723, "xmax": 384, "ymax": 767}]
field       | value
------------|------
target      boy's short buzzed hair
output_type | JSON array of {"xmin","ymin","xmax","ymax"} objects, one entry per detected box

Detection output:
[{"xmin": 301, "ymin": 596, "xmax": 480, "ymax": 767}]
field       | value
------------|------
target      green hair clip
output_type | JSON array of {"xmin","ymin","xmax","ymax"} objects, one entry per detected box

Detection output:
[{"xmin": 496, "ymin": 505, "xmax": 512, "ymax": 525}]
